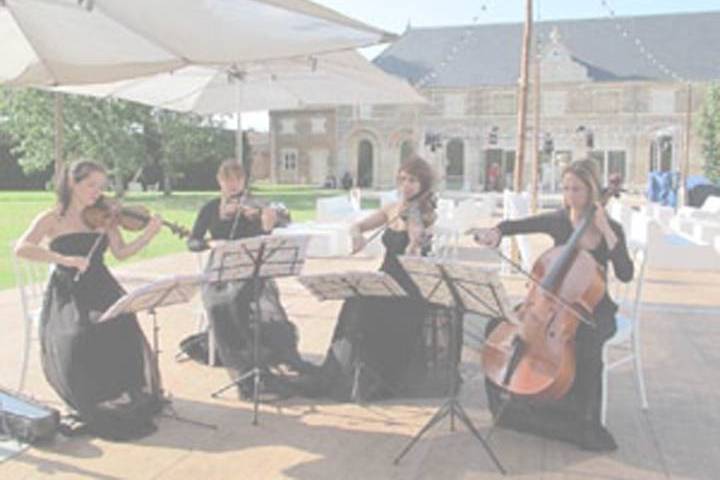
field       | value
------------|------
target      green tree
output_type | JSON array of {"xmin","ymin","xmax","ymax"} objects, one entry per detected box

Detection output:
[
  {"xmin": 152, "ymin": 110, "xmax": 234, "ymax": 194},
  {"xmin": 0, "ymin": 87, "xmax": 235, "ymax": 194},
  {"xmin": 699, "ymin": 83, "xmax": 720, "ymax": 184},
  {"xmin": 0, "ymin": 88, "xmax": 58, "ymax": 174}
]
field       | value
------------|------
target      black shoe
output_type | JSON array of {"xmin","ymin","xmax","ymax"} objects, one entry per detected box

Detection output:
[{"xmin": 579, "ymin": 426, "xmax": 618, "ymax": 452}]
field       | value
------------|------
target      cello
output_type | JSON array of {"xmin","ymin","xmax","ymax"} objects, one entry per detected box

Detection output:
[{"xmin": 482, "ymin": 177, "xmax": 622, "ymax": 401}]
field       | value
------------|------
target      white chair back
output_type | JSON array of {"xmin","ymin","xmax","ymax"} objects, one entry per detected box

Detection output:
[
  {"xmin": 316, "ymin": 195, "xmax": 360, "ymax": 223},
  {"xmin": 10, "ymin": 242, "xmax": 51, "ymax": 392},
  {"xmin": 378, "ymin": 189, "xmax": 399, "ymax": 208},
  {"xmin": 432, "ymin": 198, "xmax": 456, "ymax": 257},
  {"xmin": 602, "ymin": 242, "xmax": 649, "ymax": 425},
  {"xmin": 702, "ymin": 196, "xmax": 720, "ymax": 214},
  {"xmin": 501, "ymin": 190, "xmax": 532, "ymax": 272},
  {"xmin": 453, "ymin": 198, "xmax": 480, "ymax": 234}
]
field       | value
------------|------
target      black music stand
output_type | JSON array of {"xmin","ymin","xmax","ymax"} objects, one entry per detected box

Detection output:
[
  {"xmin": 298, "ymin": 271, "xmax": 408, "ymax": 402},
  {"xmin": 203, "ymin": 234, "xmax": 310, "ymax": 425},
  {"xmin": 99, "ymin": 274, "xmax": 216, "ymax": 430},
  {"xmin": 391, "ymin": 256, "xmax": 512, "ymax": 474}
]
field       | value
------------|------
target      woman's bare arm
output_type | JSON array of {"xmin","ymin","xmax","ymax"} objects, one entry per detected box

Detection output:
[{"xmin": 14, "ymin": 210, "xmax": 88, "ymax": 271}]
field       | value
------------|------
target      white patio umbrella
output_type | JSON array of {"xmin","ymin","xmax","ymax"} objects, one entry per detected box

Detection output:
[
  {"xmin": 59, "ymin": 51, "xmax": 425, "ymax": 113},
  {"xmin": 59, "ymin": 50, "xmax": 426, "ymax": 161},
  {"xmin": 1, "ymin": 0, "xmax": 395, "ymax": 86}
]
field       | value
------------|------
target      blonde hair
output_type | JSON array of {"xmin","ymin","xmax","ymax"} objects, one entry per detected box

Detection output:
[
  {"xmin": 561, "ymin": 159, "xmax": 601, "ymax": 207},
  {"xmin": 216, "ymin": 160, "xmax": 246, "ymax": 181}
]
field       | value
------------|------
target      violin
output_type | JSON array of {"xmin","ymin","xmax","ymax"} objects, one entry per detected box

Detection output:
[
  {"xmin": 481, "ymin": 176, "xmax": 623, "ymax": 401},
  {"xmin": 82, "ymin": 196, "xmax": 190, "ymax": 238},
  {"xmin": 351, "ymin": 188, "xmax": 435, "ymax": 255},
  {"xmin": 222, "ymin": 192, "xmax": 291, "ymax": 228}
]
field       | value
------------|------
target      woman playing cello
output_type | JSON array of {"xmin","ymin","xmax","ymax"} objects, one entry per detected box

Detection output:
[{"xmin": 474, "ymin": 159, "xmax": 633, "ymax": 451}]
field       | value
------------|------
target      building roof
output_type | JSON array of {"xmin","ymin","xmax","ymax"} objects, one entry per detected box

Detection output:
[{"xmin": 374, "ymin": 11, "xmax": 720, "ymax": 87}]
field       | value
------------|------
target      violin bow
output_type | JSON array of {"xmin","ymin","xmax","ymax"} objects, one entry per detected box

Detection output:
[
  {"xmin": 351, "ymin": 188, "xmax": 434, "ymax": 255},
  {"xmin": 491, "ymin": 246, "xmax": 597, "ymax": 327},
  {"xmin": 73, "ymin": 230, "xmax": 107, "ymax": 282}
]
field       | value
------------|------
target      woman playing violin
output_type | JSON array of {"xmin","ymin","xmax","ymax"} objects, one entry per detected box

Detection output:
[
  {"xmin": 474, "ymin": 159, "xmax": 633, "ymax": 451},
  {"xmin": 14, "ymin": 160, "xmax": 164, "ymax": 441},
  {"xmin": 300, "ymin": 156, "xmax": 451, "ymax": 401},
  {"xmin": 186, "ymin": 160, "xmax": 312, "ymax": 398}
]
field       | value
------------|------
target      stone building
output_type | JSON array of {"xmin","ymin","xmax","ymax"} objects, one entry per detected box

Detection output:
[
  {"xmin": 271, "ymin": 11, "xmax": 720, "ymax": 191},
  {"xmin": 246, "ymin": 129, "xmax": 271, "ymax": 180}
]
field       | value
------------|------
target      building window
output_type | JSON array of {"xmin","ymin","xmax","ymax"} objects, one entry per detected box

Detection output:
[
  {"xmin": 651, "ymin": 89, "xmax": 675, "ymax": 115},
  {"xmin": 542, "ymin": 91, "xmax": 567, "ymax": 116},
  {"xmin": 355, "ymin": 105, "xmax": 373, "ymax": 120},
  {"xmin": 279, "ymin": 118, "xmax": 296, "ymax": 135},
  {"xmin": 311, "ymin": 117, "xmax": 327, "ymax": 134},
  {"xmin": 444, "ymin": 93, "xmax": 465, "ymax": 118},
  {"xmin": 607, "ymin": 150, "xmax": 627, "ymax": 180},
  {"xmin": 492, "ymin": 92, "xmax": 516, "ymax": 115},
  {"xmin": 593, "ymin": 90, "xmax": 621, "ymax": 113},
  {"xmin": 281, "ymin": 149, "xmax": 298, "ymax": 171},
  {"xmin": 445, "ymin": 138, "xmax": 465, "ymax": 190}
]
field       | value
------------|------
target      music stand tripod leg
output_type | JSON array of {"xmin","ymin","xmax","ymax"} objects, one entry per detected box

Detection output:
[
  {"xmin": 209, "ymin": 273, "xmax": 266, "ymax": 426},
  {"xmin": 149, "ymin": 309, "xmax": 217, "ymax": 430},
  {"xmin": 393, "ymin": 278, "xmax": 505, "ymax": 474},
  {"xmin": 393, "ymin": 401, "xmax": 451, "ymax": 465},
  {"xmin": 451, "ymin": 399, "xmax": 506, "ymax": 475}
]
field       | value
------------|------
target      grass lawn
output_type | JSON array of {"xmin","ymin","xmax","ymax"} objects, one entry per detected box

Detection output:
[{"xmin": 1, "ymin": 186, "xmax": 378, "ymax": 290}]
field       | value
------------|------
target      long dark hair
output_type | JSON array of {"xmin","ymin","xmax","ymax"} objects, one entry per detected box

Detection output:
[
  {"xmin": 56, "ymin": 160, "xmax": 106, "ymax": 216},
  {"xmin": 399, "ymin": 155, "xmax": 437, "ymax": 228}
]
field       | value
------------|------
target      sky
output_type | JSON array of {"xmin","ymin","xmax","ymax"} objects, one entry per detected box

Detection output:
[{"xmin": 241, "ymin": 0, "xmax": 720, "ymax": 131}]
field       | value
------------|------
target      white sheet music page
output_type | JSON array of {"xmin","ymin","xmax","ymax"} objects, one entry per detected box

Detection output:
[{"xmin": 99, "ymin": 274, "xmax": 203, "ymax": 322}]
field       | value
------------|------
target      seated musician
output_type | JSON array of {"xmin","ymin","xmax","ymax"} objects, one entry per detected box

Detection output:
[
  {"xmin": 299, "ymin": 156, "xmax": 454, "ymax": 401},
  {"xmin": 14, "ymin": 160, "xmax": 163, "ymax": 440},
  {"xmin": 474, "ymin": 159, "xmax": 633, "ymax": 451},
  {"xmin": 187, "ymin": 160, "xmax": 314, "ymax": 398}
]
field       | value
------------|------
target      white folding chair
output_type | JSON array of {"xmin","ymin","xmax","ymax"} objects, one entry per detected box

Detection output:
[
  {"xmin": 501, "ymin": 190, "xmax": 533, "ymax": 273},
  {"xmin": 192, "ymin": 250, "xmax": 218, "ymax": 366},
  {"xmin": 10, "ymin": 242, "xmax": 50, "ymax": 392},
  {"xmin": 601, "ymin": 242, "xmax": 650, "ymax": 426},
  {"xmin": 432, "ymin": 198, "xmax": 455, "ymax": 257}
]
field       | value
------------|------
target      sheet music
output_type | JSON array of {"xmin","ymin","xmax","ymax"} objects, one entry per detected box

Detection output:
[
  {"xmin": 99, "ymin": 274, "xmax": 203, "ymax": 322},
  {"xmin": 205, "ymin": 234, "xmax": 310, "ymax": 284},
  {"xmin": 298, "ymin": 271, "xmax": 407, "ymax": 302},
  {"xmin": 397, "ymin": 256, "xmax": 454, "ymax": 307},
  {"xmin": 398, "ymin": 255, "xmax": 515, "ymax": 321},
  {"xmin": 442, "ymin": 262, "xmax": 516, "ymax": 321}
]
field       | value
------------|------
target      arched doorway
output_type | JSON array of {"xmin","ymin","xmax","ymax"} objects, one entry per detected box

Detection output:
[
  {"xmin": 445, "ymin": 138, "xmax": 464, "ymax": 190},
  {"xmin": 650, "ymin": 135, "xmax": 674, "ymax": 172},
  {"xmin": 357, "ymin": 139, "xmax": 374, "ymax": 188}
]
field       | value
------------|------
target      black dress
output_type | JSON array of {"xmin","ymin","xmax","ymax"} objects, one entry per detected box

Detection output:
[
  {"xmin": 41, "ymin": 233, "xmax": 160, "ymax": 441},
  {"xmin": 187, "ymin": 197, "xmax": 312, "ymax": 394},
  {"xmin": 308, "ymin": 228, "xmax": 454, "ymax": 401},
  {"xmin": 485, "ymin": 208, "xmax": 634, "ymax": 450}
]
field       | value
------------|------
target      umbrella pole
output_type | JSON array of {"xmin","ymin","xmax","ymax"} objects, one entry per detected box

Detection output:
[
  {"xmin": 53, "ymin": 93, "xmax": 65, "ymax": 184},
  {"xmin": 235, "ymin": 81, "xmax": 244, "ymax": 166},
  {"xmin": 235, "ymin": 113, "xmax": 244, "ymax": 165}
]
